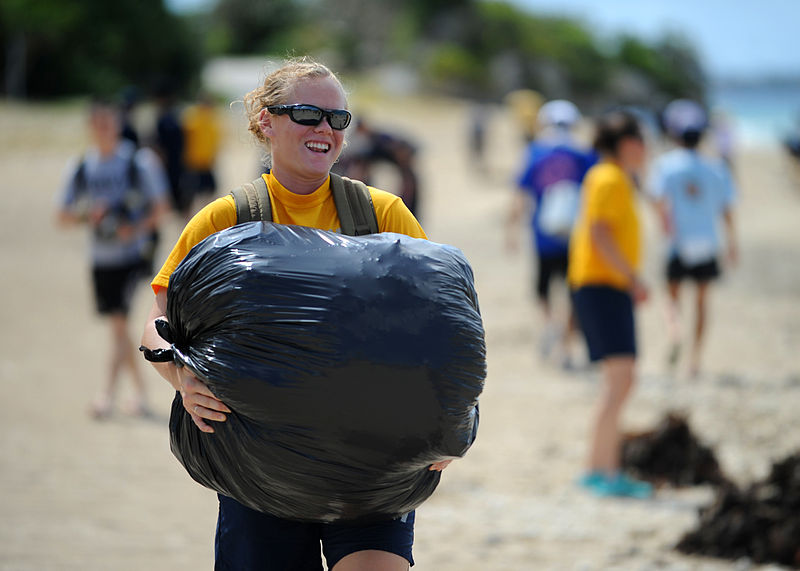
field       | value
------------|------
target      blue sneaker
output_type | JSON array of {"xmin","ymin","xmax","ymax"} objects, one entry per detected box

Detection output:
[
  {"xmin": 577, "ymin": 471, "xmax": 608, "ymax": 492},
  {"xmin": 598, "ymin": 473, "xmax": 653, "ymax": 498}
]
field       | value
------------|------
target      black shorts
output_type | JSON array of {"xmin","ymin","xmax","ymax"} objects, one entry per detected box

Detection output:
[
  {"xmin": 214, "ymin": 495, "xmax": 415, "ymax": 570},
  {"xmin": 535, "ymin": 253, "xmax": 569, "ymax": 301},
  {"xmin": 91, "ymin": 261, "xmax": 146, "ymax": 315},
  {"xmin": 666, "ymin": 256, "xmax": 720, "ymax": 282},
  {"xmin": 572, "ymin": 285, "xmax": 636, "ymax": 362}
]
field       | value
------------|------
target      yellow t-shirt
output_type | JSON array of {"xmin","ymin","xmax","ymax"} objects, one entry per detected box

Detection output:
[
  {"xmin": 152, "ymin": 172, "xmax": 427, "ymax": 293},
  {"xmin": 568, "ymin": 161, "xmax": 641, "ymax": 290},
  {"xmin": 182, "ymin": 104, "xmax": 221, "ymax": 170}
]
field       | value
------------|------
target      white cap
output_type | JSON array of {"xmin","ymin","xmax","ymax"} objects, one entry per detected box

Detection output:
[
  {"xmin": 663, "ymin": 99, "xmax": 707, "ymax": 137},
  {"xmin": 537, "ymin": 99, "xmax": 581, "ymax": 129}
]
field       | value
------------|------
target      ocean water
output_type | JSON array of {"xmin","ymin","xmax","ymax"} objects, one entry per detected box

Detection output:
[{"xmin": 709, "ymin": 82, "xmax": 800, "ymax": 149}]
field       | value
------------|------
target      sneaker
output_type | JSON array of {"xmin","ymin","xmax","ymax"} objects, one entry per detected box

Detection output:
[
  {"xmin": 577, "ymin": 471, "xmax": 607, "ymax": 491},
  {"xmin": 598, "ymin": 473, "xmax": 653, "ymax": 499}
]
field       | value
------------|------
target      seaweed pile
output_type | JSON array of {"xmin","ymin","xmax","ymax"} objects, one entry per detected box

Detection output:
[
  {"xmin": 621, "ymin": 412, "xmax": 729, "ymax": 488},
  {"xmin": 676, "ymin": 453, "xmax": 800, "ymax": 568},
  {"xmin": 621, "ymin": 413, "xmax": 800, "ymax": 567}
]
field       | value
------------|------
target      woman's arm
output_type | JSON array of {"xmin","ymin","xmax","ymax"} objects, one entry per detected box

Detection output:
[
  {"xmin": 590, "ymin": 220, "xmax": 649, "ymax": 303},
  {"xmin": 141, "ymin": 290, "xmax": 231, "ymax": 433},
  {"xmin": 722, "ymin": 207, "xmax": 738, "ymax": 267}
]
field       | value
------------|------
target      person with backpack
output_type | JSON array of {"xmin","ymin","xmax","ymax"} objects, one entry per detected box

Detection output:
[
  {"xmin": 57, "ymin": 99, "xmax": 170, "ymax": 419},
  {"xmin": 506, "ymin": 100, "xmax": 597, "ymax": 368},
  {"xmin": 647, "ymin": 99, "xmax": 738, "ymax": 377},
  {"xmin": 140, "ymin": 57, "xmax": 448, "ymax": 571},
  {"xmin": 569, "ymin": 110, "xmax": 652, "ymax": 498}
]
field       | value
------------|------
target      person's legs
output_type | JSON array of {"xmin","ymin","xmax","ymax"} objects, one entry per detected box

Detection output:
[
  {"xmin": 587, "ymin": 356, "xmax": 635, "ymax": 474},
  {"xmin": 111, "ymin": 311, "xmax": 150, "ymax": 414},
  {"xmin": 689, "ymin": 281, "xmax": 711, "ymax": 377},
  {"xmin": 332, "ymin": 551, "xmax": 409, "ymax": 571},
  {"xmin": 535, "ymin": 255, "xmax": 559, "ymax": 358},
  {"xmin": 665, "ymin": 279, "xmax": 682, "ymax": 368}
]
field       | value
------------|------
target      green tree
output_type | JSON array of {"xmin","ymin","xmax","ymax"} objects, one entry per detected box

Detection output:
[{"xmin": 1, "ymin": 0, "xmax": 200, "ymax": 98}]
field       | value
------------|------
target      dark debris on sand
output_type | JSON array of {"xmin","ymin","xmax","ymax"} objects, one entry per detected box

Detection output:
[
  {"xmin": 621, "ymin": 412, "xmax": 730, "ymax": 488},
  {"xmin": 622, "ymin": 412, "xmax": 800, "ymax": 568},
  {"xmin": 676, "ymin": 453, "xmax": 800, "ymax": 568}
]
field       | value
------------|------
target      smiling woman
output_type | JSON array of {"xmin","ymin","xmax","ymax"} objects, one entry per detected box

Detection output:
[{"xmin": 139, "ymin": 56, "xmax": 435, "ymax": 570}]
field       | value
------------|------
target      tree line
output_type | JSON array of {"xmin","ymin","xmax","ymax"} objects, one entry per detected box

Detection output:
[{"xmin": 1, "ymin": 0, "xmax": 705, "ymax": 106}]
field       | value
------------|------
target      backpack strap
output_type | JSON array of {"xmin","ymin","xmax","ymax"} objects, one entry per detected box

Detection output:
[
  {"xmin": 73, "ymin": 157, "xmax": 87, "ymax": 195},
  {"xmin": 230, "ymin": 175, "xmax": 271, "ymax": 224},
  {"xmin": 330, "ymin": 173, "xmax": 379, "ymax": 236}
]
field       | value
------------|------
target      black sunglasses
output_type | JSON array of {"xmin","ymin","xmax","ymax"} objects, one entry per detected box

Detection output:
[{"xmin": 267, "ymin": 104, "xmax": 352, "ymax": 130}]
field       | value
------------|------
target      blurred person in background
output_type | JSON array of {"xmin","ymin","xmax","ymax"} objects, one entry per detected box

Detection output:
[
  {"xmin": 504, "ymin": 88, "xmax": 544, "ymax": 145},
  {"xmin": 57, "ymin": 99, "xmax": 170, "ymax": 419},
  {"xmin": 141, "ymin": 57, "xmax": 448, "ymax": 571},
  {"xmin": 506, "ymin": 100, "xmax": 597, "ymax": 369},
  {"xmin": 181, "ymin": 91, "xmax": 222, "ymax": 219},
  {"xmin": 119, "ymin": 85, "xmax": 141, "ymax": 148},
  {"xmin": 647, "ymin": 99, "xmax": 738, "ymax": 378},
  {"xmin": 152, "ymin": 80, "xmax": 186, "ymax": 217},
  {"xmin": 334, "ymin": 117, "xmax": 422, "ymax": 218},
  {"xmin": 467, "ymin": 101, "xmax": 490, "ymax": 173},
  {"xmin": 569, "ymin": 109, "xmax": 652, "ymax": 498}
]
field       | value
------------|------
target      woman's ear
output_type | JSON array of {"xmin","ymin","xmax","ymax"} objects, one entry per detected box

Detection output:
[{"xmin": 258, "ymin": 108, "xmax": 274, "ymax": 138}]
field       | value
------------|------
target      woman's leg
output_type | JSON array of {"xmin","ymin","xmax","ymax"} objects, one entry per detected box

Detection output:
[
  {"xmin": 690, "ymin": 281, "xmax": 711, "ymax": 377},
  {"xmin": 587, "ymin": 355, "xmax": 636, "ymax": 474},
  {"xmin": 332, "ymin": 551, "xmax": 409, "ymax": 571}
]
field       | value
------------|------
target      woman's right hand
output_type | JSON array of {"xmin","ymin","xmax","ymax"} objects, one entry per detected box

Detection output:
[
  {"xmin": 178, "ymin": 370, "xmax": 231, "ymax": 434},
  {"xmin": 630, "ymin": 276, "xmax": 649, "ymax": 305}
]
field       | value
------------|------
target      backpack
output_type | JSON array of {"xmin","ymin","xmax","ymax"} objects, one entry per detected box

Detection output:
[{"xmin": 230, "ymin": 173, "xmax": 379, "ymax": 236}]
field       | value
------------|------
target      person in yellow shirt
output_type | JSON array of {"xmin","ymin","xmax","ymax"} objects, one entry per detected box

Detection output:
[
  {"xmin": 140, "ymin": 57, "xmax": 447, "ymax": 571},
  {"xmin": 180, "ymin": 92, "xmax": 222, "ymax": 220},
  {"xmin": 568, "ymin": 109, "xmax": 652, "ymax": 498}
]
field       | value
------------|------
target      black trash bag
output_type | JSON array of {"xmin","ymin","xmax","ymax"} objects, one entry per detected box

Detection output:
[{"xmin": 162, "ymin": 222, "xmax": 486, "ymax": 523}]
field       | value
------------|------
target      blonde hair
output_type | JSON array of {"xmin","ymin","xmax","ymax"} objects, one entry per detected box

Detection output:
[{"xmin": 243, "ymin": 57, "xmax": 346, "ymax": 152}]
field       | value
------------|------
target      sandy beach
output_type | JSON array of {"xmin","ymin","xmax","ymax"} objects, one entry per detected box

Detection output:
[{"xmin": 1, "ymin": 93, "xmax": 798, "ymax": 570}]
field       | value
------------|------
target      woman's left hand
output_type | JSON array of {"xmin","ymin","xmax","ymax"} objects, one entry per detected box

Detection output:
[{"xmin": 429, "ymin": 460, "xmax": 453, "ymax": 471}]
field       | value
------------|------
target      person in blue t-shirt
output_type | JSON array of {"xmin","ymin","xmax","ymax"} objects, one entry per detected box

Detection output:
[
  {"xmin": 507, "ymin": 100, "xmax": 597, "ymax": 368},
  {"xmin": 647, "ymin": 99, "xmax": 738, "ymax": 377}
]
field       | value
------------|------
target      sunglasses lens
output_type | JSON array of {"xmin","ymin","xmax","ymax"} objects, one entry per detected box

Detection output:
[
  {"xmin": 328, "ymin": 110, "xmax": 351, "ymax": 130},
  {"xmin": 290, "ymin": 106, "xmax": 324, "ymax": 125}
]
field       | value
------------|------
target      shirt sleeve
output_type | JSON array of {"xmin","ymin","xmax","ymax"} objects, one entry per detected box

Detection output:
[
  {"xmin": 585, "ymin": 174, "xmax": 622, "ymax": 226},
  {"xmin": 370, "ymin": 188, "xmax": 427, "ymax": 239},
  {"xmin": 151, "ymin": 195, "xmax": 238, "ymax": 292},
  {"xmin": 57, "ymin": 157, "xmax": 83, "ymax": 209}
]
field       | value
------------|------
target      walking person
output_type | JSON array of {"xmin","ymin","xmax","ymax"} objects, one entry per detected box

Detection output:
[
  {"xmin": 507, "ymin": 99, "xmax": 596, "ymax": 368},
  {"xmin": 569, "ymin": 109, "xmax": 652, "ymax": 498},
  {"xmin": 57, "ymin": 99, "xmax": 170, "ymax": 418},
  {"xmin": 140, "ymin": 57, "xmax": 450, "ymax": 571},
  {"xmin": 648, "ymin": 99, "xmax": 738, "ymax": 377}
]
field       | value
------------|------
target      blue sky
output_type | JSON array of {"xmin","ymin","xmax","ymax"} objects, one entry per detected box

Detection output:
[{"xmin": 167, "ymin": 0, "xmax": 799, "ymax": 80}]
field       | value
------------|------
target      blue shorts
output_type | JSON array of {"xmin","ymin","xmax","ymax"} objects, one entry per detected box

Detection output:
[
  {"xmin": 214, "ymin": 495, "xmax": 415, "ymax": 570},
  {"xmin": 572, "ymin": 285, "xmax": 636, "ymax": 362}
]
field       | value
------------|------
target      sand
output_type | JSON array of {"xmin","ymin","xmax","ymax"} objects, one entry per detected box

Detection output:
[{"xmin": 1, "ymin": 94, "xmax": 799, "ymax": 570}]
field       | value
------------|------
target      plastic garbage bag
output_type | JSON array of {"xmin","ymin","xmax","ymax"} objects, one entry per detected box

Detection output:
[{"xmin": 158, "ymin": 222, "xmax": 486, "ymax": 523}]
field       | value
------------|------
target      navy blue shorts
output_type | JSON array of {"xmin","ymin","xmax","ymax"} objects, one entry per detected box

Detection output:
[
  {"xmin": 214, "ymin": 495, "xmax": 415, "ymax": 570},
  {"xmin": 572, "ymin": 285, "xmax": 636, "ymax": 362}
]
